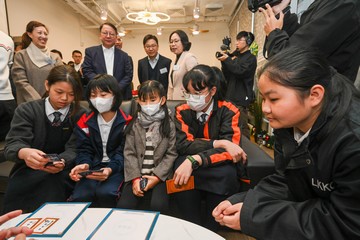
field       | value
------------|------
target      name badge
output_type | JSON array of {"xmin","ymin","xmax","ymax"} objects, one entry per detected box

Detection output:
[
  {"xmin": 173, "ymin": 65, "xmax": 180, "ymax": 71},
  {"xmin": 160, "ymin": 67, "xmax": 168, "ymax": 74}
]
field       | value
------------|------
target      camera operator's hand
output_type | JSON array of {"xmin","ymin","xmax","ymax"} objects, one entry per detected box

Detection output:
[
  {"xmin": 217, "ymin": 54, "xmax": 229, "ymax": 62},
  {"xmin": 259, "ymin": 4, "xmax": 284, "ymax": 36},
  {"xmin": 267, "ymin": 0, "xmax": 290, "ymax": 15}
]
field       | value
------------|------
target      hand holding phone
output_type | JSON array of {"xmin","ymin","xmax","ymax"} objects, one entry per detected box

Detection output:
[
  {"xmin": 43, "ymin": 154, "xmax": 62, "ymax": 167},
  {"xmin": 139, "ymin": 177, "xmax": 148, "ymax": 191},
  {"xmin": 79, "ymin": 169, "xmax": 104, "ymax": 177}
]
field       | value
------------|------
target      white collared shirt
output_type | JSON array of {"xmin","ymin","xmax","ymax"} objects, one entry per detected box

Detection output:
[
  {"xmin": 102, "ymin": 45, "xmax": 115, "ymax": 75},
  {"xmin": 97, "ymin": 112, "xmax": 117, "ymax": 162},
  {"xmin": 148, "ymin": 53, "xmax": 159, "ymax": 69},
  {"xmin": 74, "ymin": 63, "xmax": 81, "ymax": 72},
  {"xmin": 45, "ymin": 97, "xmax": 70, "ymax": 122},
  {"xmin": 196, "ymin": 99, "xmax": 214, "ymax": 123},
  {"xmin": 293, "ymin": 127, "xmax": 311, "ymax": 145}
]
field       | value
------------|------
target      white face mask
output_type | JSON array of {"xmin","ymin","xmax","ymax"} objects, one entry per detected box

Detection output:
[
  {"xmin": 140, "ymin": 101, "xmax": 161, "ymax": 116},
  {"xmin": 90, "ymin": 96, "xmax": 114, "ymax": 113},
  {"xmin": 186, "ymin": 92, "xmax": 212, "ymax": 112}
]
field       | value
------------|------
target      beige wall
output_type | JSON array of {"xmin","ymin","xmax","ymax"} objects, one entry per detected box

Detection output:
[{"xmin": 6, "ymin": 0, "xmax": 230, "ymax": 88}]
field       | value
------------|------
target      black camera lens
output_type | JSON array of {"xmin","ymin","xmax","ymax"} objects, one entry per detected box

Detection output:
[{"xmin": 216, "ymin": 51, "xmax": 223, "ymax": 58}]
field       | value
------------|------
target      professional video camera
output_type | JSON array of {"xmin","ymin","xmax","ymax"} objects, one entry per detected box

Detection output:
[
  {"xmin": 215, "ymin": 36, "xmax": 232, "ymax": 58},
  {"xmin": 248, "ymin": 0, "xmax": 282, "ymax": 13}
]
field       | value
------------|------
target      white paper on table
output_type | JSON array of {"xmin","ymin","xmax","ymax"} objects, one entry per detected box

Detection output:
[
  {"xmin": 87, "ymin": 209, "xmax": 159, "ymax": 240},
  {"xmin": 17, "ymin": 202, "xmax": 90, "ymax": 237}
]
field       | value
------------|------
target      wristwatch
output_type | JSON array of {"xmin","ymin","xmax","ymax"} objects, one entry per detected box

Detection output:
[{"xmin": 187, "ymin": 155, "xmax": 200, "ymax": 170}]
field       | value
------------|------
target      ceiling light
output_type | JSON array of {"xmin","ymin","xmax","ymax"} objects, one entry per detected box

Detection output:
[
  {"xmin": 193, "ymin": 0, "xmax": 200, "ymax": 19},
  {"xmin": 126, "ymin": 10, "xmax": 170, "ymax": 25},
  {"xmin": 100, "ymin": 9, "xmax": 107, "ymax": 21},
  {"xmin": 193, "ymin": 7, "xmax": 200, "ymax": 19},
  {"xmin": 157, "ymin": 27, "xmax": 163, "ymax": 35},
  {"xmin": 192, "ymin": 24, "xmax": 200, "ymax": 35},
  {"xmin": 118, "ymin": 27, "xmax": 126, "ymax": 37}
]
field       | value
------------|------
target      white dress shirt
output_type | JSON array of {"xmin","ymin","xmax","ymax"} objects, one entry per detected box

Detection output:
[{"xmin": 102, "ymin": 45, "xmax": 115, "ymax": 76}]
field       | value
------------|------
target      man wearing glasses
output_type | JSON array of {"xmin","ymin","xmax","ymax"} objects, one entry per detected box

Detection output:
[
  {"xmin": 138, "ymin": 34, "xmax": 172, "ymax": 95},
  {"xmin": 82, "ymin": 22, "xmax": 133, "ymax": 100}
]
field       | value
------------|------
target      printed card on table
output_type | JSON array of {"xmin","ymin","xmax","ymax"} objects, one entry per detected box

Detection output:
[
  {"xmin": 17, "ymin": 202, "xmax": 90, "ymax": 237},
  {"xmin": 87, "ymin": 209, "xmax": 159, "ymax": 240}
]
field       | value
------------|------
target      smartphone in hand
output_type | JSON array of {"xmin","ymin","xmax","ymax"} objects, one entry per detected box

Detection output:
[
  {"xmin": 139, "ymin": 177, "xmax": 148, "ymax": 191},
  {"xmin": 79, "ymin": 169, "xmax": 104, "ymax": 177},
  {"xmin": 43, "ymin": 154, "xmax": 62, "ymax": 166}
]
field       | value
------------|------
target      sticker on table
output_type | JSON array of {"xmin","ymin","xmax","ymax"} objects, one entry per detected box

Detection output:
[
  {"xmin": 19, "ymin": 218, "xmax": 42, "ymax": 229},
  {"xmin": 32, "ymin": 218, "xmax": 59, "ymax": 234}
]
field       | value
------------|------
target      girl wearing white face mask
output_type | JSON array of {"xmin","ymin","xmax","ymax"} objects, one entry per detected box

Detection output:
[
  {"xmin": 117, "ymin": 80, "xmax": 177, "ymax": 213},
  {"xmin": 172, "ymin": 64, "xmax": 248, "ymax": 231},
  {"xmin": 69, "ymin": 74, "xmax": 129, "ymax": 208}
]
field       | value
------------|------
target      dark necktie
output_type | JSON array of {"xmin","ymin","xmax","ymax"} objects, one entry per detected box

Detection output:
[
  {"xmin": 52, "ymin": 112, "xmax": 62, "ymax": 126},
  {"xmin": 199, "ymin": 113, "xmax": 207, "ymax": 125}
]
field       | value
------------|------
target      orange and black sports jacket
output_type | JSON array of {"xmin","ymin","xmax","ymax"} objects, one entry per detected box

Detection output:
[{"xmin": 175, "ymin": 100, "xmax": 241, "ymax": 167}]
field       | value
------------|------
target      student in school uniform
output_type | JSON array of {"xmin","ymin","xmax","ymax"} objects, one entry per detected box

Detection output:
[
  {"xmin": 69, "ymin": 74, "xmax": 128, "ymax": 208},
  {"xmin": 4, "ymin": 65, "xmax": 84, "ymax": 213}
]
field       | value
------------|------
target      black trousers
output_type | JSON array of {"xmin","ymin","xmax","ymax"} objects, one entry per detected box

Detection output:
[
  {"xmin": 117, "ymin": 181, "xmax": 170, "ymax": 214},
  {"xmin": 3, "ymin": 166, "xmax": 74, "ymax": 214}
]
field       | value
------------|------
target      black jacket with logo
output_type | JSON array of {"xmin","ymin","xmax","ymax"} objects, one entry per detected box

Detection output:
[{"xmin": 228, "ymin": 96, "xmax": 360, "ymax": 239}]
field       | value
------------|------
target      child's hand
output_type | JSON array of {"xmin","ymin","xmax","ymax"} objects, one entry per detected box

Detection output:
[
  {"xmin": 173, "ymin": 159, "xmax": 193, "ymax": 186},
  {"xmin": 214, "ymin": 140, "xmax": 247, "ymax": 163},
  {"xmin": 86, "ymin": 167, "xmax": 112, "ymax": 181},
  {"xmin": 132, "ymin": 178, "xmax": 144, "ymax": 197},
  {"xmin": 212, "ymin": 200, "xmax": 232, "ymax": 223},
  {"xmin": 43, "ymin": 160, "xmax": 65, "ymax": 174},
  {"xmin": 69, "ymin": 164, "xmax": 89, "ymax": 181},
  {"xmin": 142, "ymin": 175, "xmax": 160, "ymax": 191},
  {"xmin": 18, "ymin": 148, "xmax": 47, "ymax": 170}
]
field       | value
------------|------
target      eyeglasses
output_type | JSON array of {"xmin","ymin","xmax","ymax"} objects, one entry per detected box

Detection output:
[
  {"xmin": 101, "ymin": 31, "xmax": 116, "ymax": 37},
  {"xmin": 183, "ymin": 90, "xmax": 210, "ymax": 100},
  {"xmin": 169, "ymin": 39, "xmax": 180, "ymax": 44},
  {"xmin": 145, "ymin": 44, "xmax": 158, "ymax": 49}
]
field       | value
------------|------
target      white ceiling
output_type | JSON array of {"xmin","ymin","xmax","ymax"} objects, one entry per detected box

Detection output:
[{"xmin": 63, "ymin": 0, "xmax": 241, "ymax": 30}]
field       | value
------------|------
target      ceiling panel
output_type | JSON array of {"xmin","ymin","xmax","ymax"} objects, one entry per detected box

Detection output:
[{"xmin": 62, "ymin": 0, "xmax": 241, "ymax": 30}]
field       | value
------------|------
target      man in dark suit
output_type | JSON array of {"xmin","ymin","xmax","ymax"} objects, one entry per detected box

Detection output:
[
  {"xmin": 82, "ymin": 22, "xmax": 133, "ymax": 100},
  {"xmin": 138, "ymin": 34, "xmax": 171, "ymax": 94}
]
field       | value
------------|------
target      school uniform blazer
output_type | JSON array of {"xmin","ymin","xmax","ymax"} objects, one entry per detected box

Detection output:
[
  {"xmin": 82, "ymin": 45, "xmax": 133, "ymax": 99},
  {"xmin": 75, "ymin": 109, "xmax": 128, "ymax": 174},
  {"xmin": 123, "ymin": 118, "xmax": 178, "ymax": 182},
  {"xmin": 5, "ymin": 99, "xmax": 85, "ymax": 169},
  {"xmin": 137, "ymin": 54, "xmax": 172, "ymax": 91},
  {"xmin": 167, "ymin": 51, "xmax": 198, "ymax": 100}
]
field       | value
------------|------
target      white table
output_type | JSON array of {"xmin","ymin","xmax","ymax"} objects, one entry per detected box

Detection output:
[{"xmin": 1, "ymin": 208, "xmax": 225, "ymax": 240}]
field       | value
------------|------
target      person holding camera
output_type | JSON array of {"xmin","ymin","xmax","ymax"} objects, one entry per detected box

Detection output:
[
  {"xmin": 217, "ymin": 31, "xmax": 257, "ymax": 139},
  {"xmin": 259, "ymin": 0, "xmax": 360, "ymax": 83}
]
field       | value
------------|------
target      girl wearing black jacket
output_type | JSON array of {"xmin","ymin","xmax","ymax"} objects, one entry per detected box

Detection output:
[{"xmin": 213, "ymin": 47, "xmax": 360, "ymax": 240}]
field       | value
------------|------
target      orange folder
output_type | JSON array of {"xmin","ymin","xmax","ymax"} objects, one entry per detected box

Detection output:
[{"xmin": 166, "ymin": 176, "xmax": 195, "ymax": 194}]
